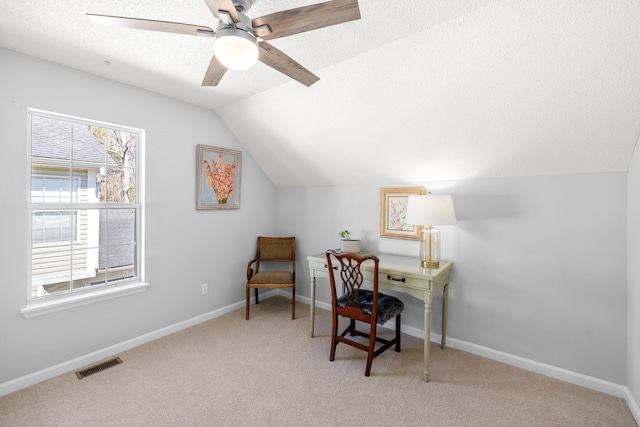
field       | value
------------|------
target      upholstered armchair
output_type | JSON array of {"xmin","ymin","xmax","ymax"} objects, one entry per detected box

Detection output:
[{"xmin": 246, "ymin": 237, "xmax": 296, "ymax": 320}]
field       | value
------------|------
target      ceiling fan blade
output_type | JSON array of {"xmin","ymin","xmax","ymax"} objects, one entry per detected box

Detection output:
[
  {"xmin": 252, "ymin": 0, "xmax": 360, "ymax": 41},
  {"xmin": 202, "ymin": 55, "xmax": 228, "ymax": 86},
  {"xmin": 258, "ymin": 41, "xmax": 319, "ymax": 87},
  {"xmin": 87, "ymin": 14, "xmax": 214, "ymax": 36},
  {"xmin": 203, "ymin": 0, "xmax": 240, "ymax": 24}
]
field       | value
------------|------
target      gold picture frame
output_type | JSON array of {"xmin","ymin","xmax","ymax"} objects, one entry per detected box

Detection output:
[
  {"xmin": 196, "ymin": 144, "xmax": 242, "ymax": 210},
  {"xmin": 380, "ymin": 187, "xmax": 424, "ymax": 240}
]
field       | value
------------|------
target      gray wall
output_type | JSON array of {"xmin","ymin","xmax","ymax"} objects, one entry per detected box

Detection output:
[
  {"xmin": 277, "ymin": 173, "xmax": 628, "ymax": 384},
  {"xmin": 628, "ymin": 139, "xmax": 640, "ymax": 404},
  {"xmin": 0, "ymin": 48, "xmax": 278, "ymax": 383}
]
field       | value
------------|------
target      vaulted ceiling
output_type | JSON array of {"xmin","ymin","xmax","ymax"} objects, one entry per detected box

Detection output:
[{"xmin": 2, "ymin": 0, "xmax": 640, "ymax": 187}]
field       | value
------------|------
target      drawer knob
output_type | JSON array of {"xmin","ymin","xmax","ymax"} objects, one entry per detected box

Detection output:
[{"xmin": 387, "ymin": 275, "xmax": 406, "ymax": 283}]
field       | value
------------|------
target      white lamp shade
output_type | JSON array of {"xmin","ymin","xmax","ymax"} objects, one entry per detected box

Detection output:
[
  {"xmin": 214, "ymin": 28, "xmax": 259, "ymax": 71},
  {"xmin": 405, "ymin": 194, "xmax": 457, "ymax": 226}
]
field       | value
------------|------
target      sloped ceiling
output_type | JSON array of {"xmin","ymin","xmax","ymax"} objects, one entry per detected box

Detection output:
[{"xmin": 2, "ymin": 0, "xmax": 640, "ymax": 187}]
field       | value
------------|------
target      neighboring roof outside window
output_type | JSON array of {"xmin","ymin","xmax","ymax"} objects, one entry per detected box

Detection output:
[{"xmin": 31, "ymin": 115, "xmax": 118, "ymax": 167}]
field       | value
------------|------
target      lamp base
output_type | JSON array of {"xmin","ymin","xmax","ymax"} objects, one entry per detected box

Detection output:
[
  {"xmin": 419, "ymin": 226, "xmax": 441, "ymax": 269},
  {"xmin": 421, "ymin": 260, "xmax": 440, "ymax": 269}
]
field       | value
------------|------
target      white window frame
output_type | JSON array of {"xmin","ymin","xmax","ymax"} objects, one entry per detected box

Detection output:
[{"xmin": 21, "ymin": 109, "xmax": 149, "ymax": 318}]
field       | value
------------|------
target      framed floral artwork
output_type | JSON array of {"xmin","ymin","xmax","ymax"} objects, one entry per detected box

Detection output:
[
  {"xmin": 197, "ymin": 144, "xmax": 242, "ymax": 210},
  {"xmin": 380, "ymin": 187, "xmax": 424, "ymax": 239}
]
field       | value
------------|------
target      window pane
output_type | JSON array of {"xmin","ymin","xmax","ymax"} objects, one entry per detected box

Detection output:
[
  {"xmin": 96, "ymin": 209, "xmax": 136, "ymax": 284},
  {"xmin": 72, "ymin": 123, "xmax": 107, "ymax": 165},
  {"xmin": 31, "ymin": 115, "xmax": 72, "ymax": 162},
  {"xmin": 86, "ymin": 127, "xmax": 137, "ymax": 204},
  {"xmin": 31, "ymin": 221, "xmax": 73, "ymax": 297},
  {"xmin": 104, "ymin": 167, "xmax": 136, "ymax": 202}
]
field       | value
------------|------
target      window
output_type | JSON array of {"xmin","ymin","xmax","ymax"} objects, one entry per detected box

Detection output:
[{"xmin": 27, "ymin": 110, "xmax": 144, "ymax": 301}]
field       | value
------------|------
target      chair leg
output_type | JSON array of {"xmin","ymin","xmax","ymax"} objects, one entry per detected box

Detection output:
[
  {"xmin": 349, "ymin": 319, "xmax": 356, "ymax": 336},
  {"xmin": 365, "ymin": 323, "xmax": 377, "ymax": 377},
  {"xmin": 254, "ymin": 288, "xmax": 259, "ymax": 304},
  {"xmin": 245, "ymin": 286, "xmax": 250, "ymax": 320},
  {"xmin": 395, "ymin": 313, "xmax": 401, "ymax": 352},
  {"xmin": 291, "ymin": 286, "xmax": 296, "ymax": 320},
  {"xmin": 330, "ymin": 311, "xmax": 338, "ymax": 362}
]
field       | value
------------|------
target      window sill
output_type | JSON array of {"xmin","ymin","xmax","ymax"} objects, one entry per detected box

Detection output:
[{"xmin": 20, "ymin": 281, "xmax": 150, "ymax": 318}]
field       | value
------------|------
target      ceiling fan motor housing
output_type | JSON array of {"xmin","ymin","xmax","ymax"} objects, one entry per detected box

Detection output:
[{"xmin": 216, "ymin": 10, "xmax": 254, "ymax": 35}]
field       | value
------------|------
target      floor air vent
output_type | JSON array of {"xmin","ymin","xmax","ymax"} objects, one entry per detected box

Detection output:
[{"xmin": 75, "ymin": 357, "xmax": 123, "ymax": 379}]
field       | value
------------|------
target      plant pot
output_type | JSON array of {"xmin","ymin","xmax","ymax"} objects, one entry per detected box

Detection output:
[{"xmin": 340, "ymin": 239, "xmax": 362, "ymax": 253}]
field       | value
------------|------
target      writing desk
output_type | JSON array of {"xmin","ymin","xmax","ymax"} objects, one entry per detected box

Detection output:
[{"xmin": 307, "ymin": 251, "xmax": 453, "ymax": 382}]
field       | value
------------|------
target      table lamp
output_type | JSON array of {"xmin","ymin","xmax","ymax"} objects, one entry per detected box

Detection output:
[{"xmin": 406, "ymin": 193, "xmax": 457, "ymax": 268}]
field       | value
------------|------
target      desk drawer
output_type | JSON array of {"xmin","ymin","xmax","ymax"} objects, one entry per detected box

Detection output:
[
  {"xmin": 378, "ymin": 272, "xmax": 430, "ymax": 291},
  {"xmin": 308, "ymin": 259, "xmax": 328, "ymax": 272}
]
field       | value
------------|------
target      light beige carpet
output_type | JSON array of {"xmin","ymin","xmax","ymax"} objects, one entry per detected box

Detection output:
[{"xmin": 0, "ymin": 296, "xmax": 636, "ymax": 426}]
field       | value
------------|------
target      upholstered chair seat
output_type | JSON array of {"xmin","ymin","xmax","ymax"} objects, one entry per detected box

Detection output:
[
  {"xmin": 248, "ymin": 271, "xmax": 294, "ymax": 285},
  {"xmin": 337, "ymin": 290, "xmax": 404, "ymax": 325}
]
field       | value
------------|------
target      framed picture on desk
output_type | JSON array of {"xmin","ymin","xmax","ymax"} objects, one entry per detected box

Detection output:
[{"xmin": 380, "ymin": 187, "xmax": 424, "ymax": 240}]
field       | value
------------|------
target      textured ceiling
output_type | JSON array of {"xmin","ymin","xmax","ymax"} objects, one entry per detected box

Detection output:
[{"xmin": 2, "ymin": 0, "xmax": 640, "ymax": 187}]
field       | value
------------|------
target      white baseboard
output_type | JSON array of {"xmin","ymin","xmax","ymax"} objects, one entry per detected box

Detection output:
[
  {"xmin": 295, "ymin": 291, "xmax": 638, "ymax": 424},
  {"xmin": 0, "ymin": 292, "xmax": 274, "ymax": 398},
  {"xmin": 626, "ymin": 387, "xmax": 640, "ymax": 425},
  {"xmin": 3, "ymin": 289, "xmax": 639, "ymax": 427}
]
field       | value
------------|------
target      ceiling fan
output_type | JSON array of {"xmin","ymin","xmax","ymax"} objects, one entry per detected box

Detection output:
[{"xmin": 87, "ymin": 0, "xmax": 361, "ymax": 87}]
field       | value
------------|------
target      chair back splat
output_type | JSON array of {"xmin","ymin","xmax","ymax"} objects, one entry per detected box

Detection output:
[
  {"xmin": 325, "ymin": 250, "xmax": 404, "ymax": 376},
  {"xmin": 246, "ymin": 237, "xmax": 296, "ymax": 320}
]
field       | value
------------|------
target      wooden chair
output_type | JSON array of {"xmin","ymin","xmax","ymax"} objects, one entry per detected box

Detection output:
[
  {"xmin": 246, "ymin": 237, "xmax": 296, "ymax": 320},
  {"xmin": 325, "ymin": 250, "xmax": 404, "ymax": 376}
]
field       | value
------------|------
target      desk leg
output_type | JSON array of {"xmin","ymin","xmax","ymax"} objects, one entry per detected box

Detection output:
[
  {"xmin": 309, "ymin": 272, "xmax": 316, "ymax": 338},
  {"xmin": 424, "ymin": 299, "xmax": 432, "ymax": 382},
  {"xmin": 441, "ymin": 283, "xmax": 448, "ymax": 350}
]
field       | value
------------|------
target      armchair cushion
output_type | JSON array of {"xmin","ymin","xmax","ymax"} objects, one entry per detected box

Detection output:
[
  {"xmin": 248, "ymin": 271, "xmax": 294, "ymax": 285},
  {"xmin": 337, "ymin": 290, "xmax": 404, "ymax": 325}
]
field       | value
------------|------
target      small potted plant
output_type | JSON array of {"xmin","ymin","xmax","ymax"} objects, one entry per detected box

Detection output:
[{"xmin": 339, "ymin": 230, "xmax": 362, "ymax": 253}]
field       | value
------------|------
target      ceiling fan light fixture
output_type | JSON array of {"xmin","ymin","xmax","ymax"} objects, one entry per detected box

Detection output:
[{"xmin": 214, "ymin": 27, "xmax": 259, "ymax": 71}]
